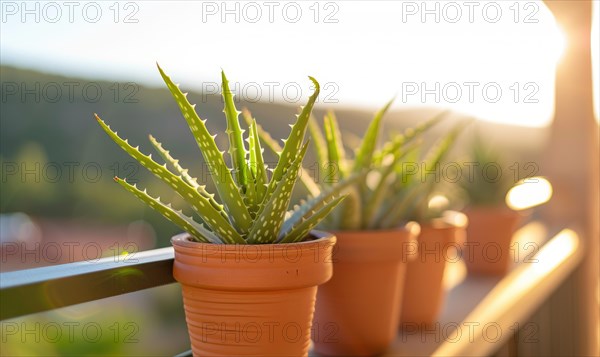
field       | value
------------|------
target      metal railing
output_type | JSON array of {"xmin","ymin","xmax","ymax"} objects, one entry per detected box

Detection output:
[
  {"xmin": 0, "ymin": 247, "xmax": 176, "ymax": 320},
  {"xmin": 1, "ymin": 246, "xmax": 193, "ymax": 356}
]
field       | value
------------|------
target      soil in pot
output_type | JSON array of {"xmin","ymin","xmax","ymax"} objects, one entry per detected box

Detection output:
[
  {"xmin": 400, "ymin": 214, "xmax": 466, "ymax": 327},
  {"xmin": 312, "ymin": 223, "xmax": 420, "ymax": 356},
  {"xmin": 463, "ymin": 207, "xmax": 522, "ymax": 275},
  {"xmin": 172, "ymin": 231, "xmax": 336, "ymax": 357}
]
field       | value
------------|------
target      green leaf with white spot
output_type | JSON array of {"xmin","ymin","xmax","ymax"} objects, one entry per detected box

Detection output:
[
  {"xmin": 245, "ymin": 176, "xmax": 259, "ymax": 218},
  {"xmin": 157, "ymin": 65, "xmax": 252, "ymax": 234},
  {"xmin": 114, "ymin": 177, "xmax": 219, "ymax": 244},
  {"xmin": 265, "ymin": 77, "xmax": 320, "ymax": 199},
  {"xmin": 148, "ymin": 134, "xmax": 199, "ymax": 189},
  {"xmin": 279, "ymin": 196, "xmax": 345, "ymax": 243},
  {"xmin": 248, "ymin": 119, "xmax": 268, "ymax": 203},
  {"xmin": 242, "ymin": 108, "xmax": 281, "ymax": 157},
  {"xmin": 96, "ymin": 67, "xmax": 339, "ymax": 245},
  {"xmin": 221, "ymin": 70, "xmax": 248, "ymax": 188},
  {"xmin": 247, "ymin": 142, "xmax": 309, "ymax": 244},
  {"xmin": 243, "ymin": 108, "xmax": 321, "ymax": 197},
  {"xmin": 95, "ymin": 114, "xmax": 244, "ymax": 244},
  {"xmin": 280, "ymin": 172, "xmax": 362, "ymax": 235},
  {"xmin": 148, "ymin": 134, "xmax": 228, "ymax": 221}
]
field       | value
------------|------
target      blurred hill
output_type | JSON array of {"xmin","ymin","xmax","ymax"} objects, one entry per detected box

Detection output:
[{"xmin": 0, "ymin": 65, "xmax": 547, "ymax": 245}]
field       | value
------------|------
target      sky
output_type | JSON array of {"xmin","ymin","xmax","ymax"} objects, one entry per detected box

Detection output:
[{"xmin": 2, "ymin": 0, "xmax": 595, "ymax": 127}]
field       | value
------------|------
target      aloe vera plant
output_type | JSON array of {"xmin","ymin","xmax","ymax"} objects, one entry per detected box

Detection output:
[
  {"xmin": 459, "ymin": 135, "xmax": 515, "ymax": 207},
  {"xmin": 314, "ymin": 105, "xmax": 466, "ymax": 229},
  {"xmin": 375, "ymin": 123, "xmax": 467, "ymax": 226},
  {"xmin": 95, "ymin": 65, "xmax": 347, "ymax": 244},
  {"xmin": 250, "ymin": 98, "xmax": 455, "ymax": 230}
]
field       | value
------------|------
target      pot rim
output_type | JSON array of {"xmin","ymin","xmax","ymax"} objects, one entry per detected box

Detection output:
[
  {"xmin": 325, "ymin": 223, "xmax": 421, "ymax": 263},
  {"xmin": 464, "ymin": 206, "xmax": 524, "ymax": 216},
  {"xmin": 171, "ymin": 230, "xmax": 336, "ymax": 290},
  {"xmin": 329, "ymin": 221, "xmax": 421, "ymax": 237},
  {"xmin": 171, "ymin": 229, "xmax": 333, "ymax": 249}
]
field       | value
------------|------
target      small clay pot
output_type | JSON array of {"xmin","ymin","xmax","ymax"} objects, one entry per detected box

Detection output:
[
  {"xmin": 172, "ymin": 231, "xmax": 336, "ymax": 357},
  {"xmin": 400, "ymin": 213, "xmax": 467, "ymax": 327},
  {"xmin": 312, "ymin": 223, "xmax": 420, "ymax": 356},
  {"xmin": 463, "ymin": 207, "xmax": 522, "ymax": 275}
]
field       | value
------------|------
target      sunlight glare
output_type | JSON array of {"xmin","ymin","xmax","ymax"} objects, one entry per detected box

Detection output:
[
  {"xmin": 506, "ymin": 177, "xmax": 553, "ymax": 211},
  {"xmin": 0, "ymin": 1, "xmax": 568, "ymax": 127},
  {"xmin": 428, "ymin": 194, "xmax": 449, "ymax": 212},
  {"xmin": 530, "ymin": 229, "xmax": 578, "ymax": 275}
]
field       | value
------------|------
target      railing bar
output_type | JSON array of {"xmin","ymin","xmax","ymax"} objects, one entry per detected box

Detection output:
[
  {"xmin": 0, "ymin": 247, "xmax": 176, "ymax": 320},
  {"xmin": 0, "ymin": 247, "xmax": 174, "ymax": 289}
]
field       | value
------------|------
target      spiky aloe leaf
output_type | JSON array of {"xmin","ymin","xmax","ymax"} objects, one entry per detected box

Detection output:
[
  {"xmin": 247, "ymin": 142, "xmax": 309, "ymax": 244},
  {"xmin": 242, "ymin": 108, "xmax": 321, "ymax": 197},
  {"xmin": 265, "ymin": 77, "xmax": 320, "ymax": 198},
  {"xmin": 421, "ymin": 124, "xmax": 464, "ymax": 183},
  {"xmin": 381, "ymin": 122, "xmax": 469, "ymax": 226},
  {"xmin": 411, "ymin": 123, "xmax": 465, "ymax": 221},
  {"xmin": 336, "ymin": 186, "xmax": 362, "ymax": 229},
  {"xmin": 280, "ymin": 172, "xmax": 362, "ymax": 235},
  {"xmin": 376, "ymin": 180, "xmax": 428, "ymax": 228},
  {"xmin": 364, "ymin": 142, "xmax": 420, "ymax": 228},
  {"xmin": 95, "ymin": 114, "xmax": 244, "ymax": 244},
  {"xmin": 461, "ymin": 135, "xmax": 512, "ymax": 206},
  {"xmin": 157, "ymin": 65, "xmax": 252, "ymax": 233},
  {"xmin": 394, "ymin": 145, "xmax": 421, "ymax": 186},
  {"xmin": 373, "ymin": 110, "xmax": 447, "ymax": 165},
  {"xmin": 148, "ymin": 134, "xmax": 199, "ymax": 189},
  {"xmin": 242, "ymin": 108, "xmax": 281, "ymax": 157},
  {"xmin": 279, "ymin": 196, "xmax": 345, "ymax": 243},
  {"xmin": 114, "ymin": 177, "xmax": 219, "ymax": 244},
  {"xmin": 148, "ymin": 134, "xmax": 228, "ymax": 221},
  {"xmin": 352, "ymin": 98, "xmax": 393, "ymax": 172},
  {"xmin": 221, "ymin": 70, "xmax": 248, "ymax": 188},
  {"xmin": 308, "ymin": 115, "xmax": 328, "ymax": 173},
  {"xmin": 243, "ymin": 119, "xmax": 268, "ymax": 217},
  {"xmin": 244, "ymin": 173, "xmax": 259, "ymax": 218},
  {"xmin": 323, "ymin": 111, "xmax": 347, "ymax": 182},
  {"xmin": 248, "ymin": 119, "xmax": 268, "ymax": 202}
]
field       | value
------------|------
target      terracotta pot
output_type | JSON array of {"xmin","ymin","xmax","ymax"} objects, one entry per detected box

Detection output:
[
  {"xmin": 400, "ymin": 214, "xmax": 467, "ymax": 327},
  {"xmin": 463, "ymin": 207, "xmax": 522, "ymax": 275},
  {"xmin": 312, "ymin": 223, "xmax": 420, "ymax": 356},
  {"xmin": 172, "ymin": 231, "xmax": 336, "ymax": 357}
]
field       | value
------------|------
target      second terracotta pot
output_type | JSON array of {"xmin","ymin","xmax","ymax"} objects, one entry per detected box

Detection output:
[
  {"xmin": 172, "ymin": 231, "xmax": 336, "ymax": 356},
  {"xmin": 400, "ymin": 215, "xmax": 466, "ymax": 327},
  {"xmin": 463, "ymin": 207, "xmax": 522, "ymax": 275},
  {"xmin": 312, "ymin": 223, "xmax": 420, "ymax": 356}
]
